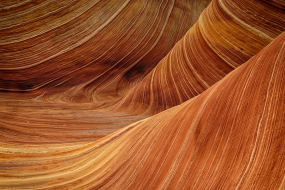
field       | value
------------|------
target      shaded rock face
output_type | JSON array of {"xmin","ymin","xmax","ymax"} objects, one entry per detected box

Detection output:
[
  {"xmin": 1, "ymin": 0, "xmax": 285, "ymax": 189},
  {"xmin": 0, "ymin": 0, "xmax": 211, "ymax": 102}
]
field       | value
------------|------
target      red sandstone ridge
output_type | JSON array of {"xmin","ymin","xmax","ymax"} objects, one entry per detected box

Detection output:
[
  {"xmin": 0, "ymin": 0, "xmax": 211, "ymax": 102},
  {"xmin": 112, "ymin": 0, "xmax": 285, "ymax": 114},
  {"xmin": 1, "ymin": 26, "xmax": 285, "ymax": 190}
]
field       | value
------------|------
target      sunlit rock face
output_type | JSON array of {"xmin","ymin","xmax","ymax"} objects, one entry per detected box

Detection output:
[
  {"xmin": 0, "ymin": 0, "xmax": 210, "ymax": 102},
  {"xmin": 113, "ymin": 0, "xmax": 285, "ymax": 114},
  {"xmin": 1, "ymin": 28, "xmax": 285, "ymax": 190}
]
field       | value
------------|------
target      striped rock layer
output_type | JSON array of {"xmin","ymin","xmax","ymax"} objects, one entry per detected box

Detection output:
[
  {"xmin": 1, "ymin": 27, "xmax": 285, "ymax": 190},
  {"xmin": 0, "ymin": 0, "xmax": 210, "ymax": 102},
  {"xmin": 113, "ymin": 0, "xmax": 285, "ymax": 114}
]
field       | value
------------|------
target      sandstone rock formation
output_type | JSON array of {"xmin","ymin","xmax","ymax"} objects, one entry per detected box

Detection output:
[
  {"xmin": 1, "ymin": 26, "xmax": 285, "ymax": 190},
  {"xmin": 0, "ymin": 0, "xmax": 210, "ymax": 102},
  {"xmin": 0, "ymin": 0, "xmax": 285, "ymax": 189},
  {"xmin": 113, "ymin": 0, "xmax": 285, "ymax": 114},
  {"xmin": 0, "ymin": 0, "xmax": 211, "ymax": 143}
]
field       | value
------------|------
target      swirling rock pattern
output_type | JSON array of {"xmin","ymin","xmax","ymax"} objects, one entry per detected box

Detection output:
[
  {"xmin": 0, "ymin": 0, "xmax": 211, "ymax": 102},
  {"xmin": 0, "ymin": 0, "xmax": 211, "ymax": 143},
  {"xmin": 113, "ymin": 0, "xmax": 285, "ymax": 114},
  {"xmin": 1, "ymin": 0, "xmax": 285, "ymax": 189},
  {"xmin": 1, "ymin": 27, "xmax": 285, "ymax": 190}
]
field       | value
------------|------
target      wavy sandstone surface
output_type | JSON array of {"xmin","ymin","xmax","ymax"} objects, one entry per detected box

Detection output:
[
  {"xmin": 0, "ymin": 0, "xmax": 210, "ymax": 102},
  {"xmin": 1, "ymin": 0, "xmax": 285, "ymax": 189},
  {"xmin": 0, "ymin": 0, "xmax": 211, "ymax": 142},
  {"xmin": 1, "ymin": 25, "xmax": 285, "ymax": 190},
  {"xmin": 113, "ymin": 0, "xmax": 285, "ymax": 114}
]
